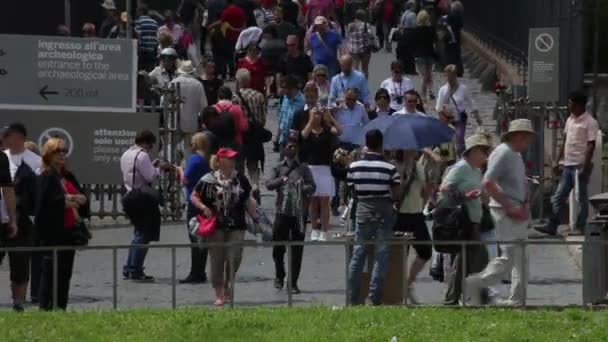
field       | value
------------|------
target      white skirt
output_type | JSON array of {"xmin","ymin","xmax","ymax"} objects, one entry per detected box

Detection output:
[{"xmin": 308, "ymin": 165, "xmax": 336, "ymax": 197}]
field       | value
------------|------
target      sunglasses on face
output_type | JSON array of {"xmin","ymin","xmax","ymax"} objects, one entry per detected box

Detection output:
[
  {"xmin": 392, "ymin": 69, "xmax": 402, "ymax": 74},
  {"xmin": 316, "ymin": 74, "xmax": 327, "ymax": 78},
  {"xmin": 55, "ymin": 148, "xmax": 69, "ymax": 155}
]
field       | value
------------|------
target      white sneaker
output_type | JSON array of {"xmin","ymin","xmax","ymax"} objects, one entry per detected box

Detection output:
[
  {"xmin": 496, "ymin": 299, "xmax": 520, "ymax": 306},
  {"xmin": 318, "ymin": 231, "xmax": 328, "ymax": 241},
  {"xmin": 310, "ymin": 230, "xmax": 320, "ymax": 241},
  {"xmin": 464, "ymin": 276, "xmax": 482, "ymax": 305}
]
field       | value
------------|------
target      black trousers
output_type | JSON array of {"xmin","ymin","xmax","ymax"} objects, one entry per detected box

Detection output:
[
  {"xmin": 186, "ymin": 210, "xmax": 208, "ymax": 278},
  {"xmin": 30, "ymin": 250, "xmax": 42, "ymax": 300},
  {"xmin": 39, "ymin": 249, "xmax": 76, "ymax": 310},
  {"xmin": 272, "ymin": 215, "xmax": 305, "ymax": 285}
]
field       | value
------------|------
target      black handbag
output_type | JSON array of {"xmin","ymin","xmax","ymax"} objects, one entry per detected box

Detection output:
[
  {"xmin": 479, "ymin": 205, "xmax": 495, "ymax": 233},
  {"xmin": 63, "ymin": 219, "xmax": 92, "ymax": 246}
]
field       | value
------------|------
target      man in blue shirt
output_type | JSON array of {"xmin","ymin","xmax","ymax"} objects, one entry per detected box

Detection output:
[
  {"xmin": 278, "ymin": 75, "xmax": 305, "ymax": 152},
  {"xmin": 135, "ymin": 4, "xmax": 159, "ymax": 72},
  {"xmin": 329, "ymin": 54, "xmax": 370, "ymax": 107},
  {"xmin": 310, "ymin": 16, "xmax": 342, "ymax": 78},
  {"xmin": 334, "ymin": 88, "xmax": 370, "ymax": 147}
]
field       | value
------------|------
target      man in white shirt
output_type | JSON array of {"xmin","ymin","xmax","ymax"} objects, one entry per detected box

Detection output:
[
  {"xmin": 2, "ymin": 123, "xmax": 41, "ymax": 311},
  {"xmin": 170, "ymin": 60, "xmax": 208, "ymax": 159},
  {"xmin": 394, "ymin": 90, "xmax": 426, "ymax": 116},
  {"xmin": 379, "ymin": 61, "xmax": 415, "ymax": 111}
]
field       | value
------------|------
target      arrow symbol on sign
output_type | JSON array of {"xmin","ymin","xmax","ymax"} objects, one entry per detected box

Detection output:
[{"xmin": 39, "ymin": 85, "xmax": 59, "ymax": 100}]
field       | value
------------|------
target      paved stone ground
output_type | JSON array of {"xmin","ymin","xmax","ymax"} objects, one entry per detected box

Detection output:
[{"xmin": 0, "ymin": 50, "xmax": 582, "ymax": 310}]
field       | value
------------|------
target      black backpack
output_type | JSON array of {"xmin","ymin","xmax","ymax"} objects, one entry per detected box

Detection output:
[
  {"xmin": 13, "ymin": 160, "xmax": 37, "ymax": 216},
  {"xmin": 431, "ymin": 188, "xmax": 466, "ymax": 254}
]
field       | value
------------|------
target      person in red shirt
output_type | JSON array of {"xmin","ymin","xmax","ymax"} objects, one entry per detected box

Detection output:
[
  {"xmin": 373, "ymin": 0, "xmax": 401, "ymax": 52},
  {"xmin": 237, "ymin": 43, "xmax": 267, "ymax": 95}
]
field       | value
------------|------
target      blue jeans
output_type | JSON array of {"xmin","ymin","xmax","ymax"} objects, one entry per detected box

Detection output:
[
  {"xmin": 548, "ymin": 165, "xmax": 590, "ymax": 230},
  {"xmin": 123, "ymin": 230, "xmax": 149, "ymax": 276},
  {"xmin": 348, "ymin": 199, "xmax": 394, "ymax": 305}
]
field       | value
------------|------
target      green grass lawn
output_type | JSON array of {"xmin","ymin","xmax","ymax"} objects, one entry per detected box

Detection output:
[{"xmin": 1, "ymin": 307, "xmax": 606, "ymax": 341}]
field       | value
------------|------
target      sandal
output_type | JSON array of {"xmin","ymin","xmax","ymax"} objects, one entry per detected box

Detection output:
[{"xmin": 214, "ymin": 298, "xmax": 225, "ymax": 306}]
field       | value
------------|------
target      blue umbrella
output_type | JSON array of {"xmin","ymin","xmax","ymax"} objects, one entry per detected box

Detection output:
[{"xmin": 356, "ymin": 115, "xmax": 455, "ymax": 150}]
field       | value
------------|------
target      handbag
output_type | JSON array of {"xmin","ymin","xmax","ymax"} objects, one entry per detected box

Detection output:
[
  {"xmin": 63, "ymin": 219, "xmax": 92, "ymax": 246},
  {"xmin": 479, "ymin": 205, "xmax": 495, "ymax": 233},
  {"xmin": 196, "ymin": 214, "xmax": 217, "ymax": 237}
]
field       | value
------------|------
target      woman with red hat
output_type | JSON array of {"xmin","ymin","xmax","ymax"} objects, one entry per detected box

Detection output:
[{"xmin": 190, "ymin": 148, "xmax": 252, "ymax": 306}]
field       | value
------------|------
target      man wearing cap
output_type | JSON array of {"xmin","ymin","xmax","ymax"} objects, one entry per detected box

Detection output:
[
  {"xmin": 465, "ymin": 119, "xmax": 534, "ymax": 306},
  {"xmin": 536, "ymin": 91, "xmax": 599, "ymax": 236},
  {"xmin": 170, "ymin": 61, "xmax": 208, "ymax": 159},
  {"xmin": 150, "ymin": 48, "xmax": 180, "ymax": 88},
  {"xmin": 310, "ymin": 16, "xmax": 343, "ymax": 78}
]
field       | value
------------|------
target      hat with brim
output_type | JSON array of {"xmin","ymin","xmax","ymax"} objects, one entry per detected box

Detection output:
[
  {"xmin": 463, "ymin": 133, "xmax": 492, "ymax": 155},
  {"xmin": 501, "ymin": 118, "xmax": 535, "ymax": 141},
  {"xmin": 314, "ymin": 16, "xmax": 328, "ymax": 26},
  {"xmin": 101, "ymin": 0, "xmax": 117, "ymax": 10},
  {"xmin": 178, "ymin": 60, "xmax": 195, "ymax": 75},
  {"xmin": 216, "ymin": 148, "xmax": 239, "ymax": 159}
]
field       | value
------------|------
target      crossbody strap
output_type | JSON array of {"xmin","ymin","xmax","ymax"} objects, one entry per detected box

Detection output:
[{"xmin": 131, "ymin": 150, "xmax": 144, "ymax": 188}]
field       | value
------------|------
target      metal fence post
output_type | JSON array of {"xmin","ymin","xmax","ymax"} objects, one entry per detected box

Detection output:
[
  {"xmin": 171, "ymin": 247, "xmax": 177, "ymax": 309},
  {"xmin": 112, "ymin": 248, "xmax": 118, "ymax": 310},
  {"xmin": 344, "ymin": 241, "xmax": 350, "ymax": 307},
  {"xmin": 229, "ymin": 246, "xmax": 236, "ymax": 309},
  {"xmin": 286, "ymin": 240, "xmax": 293, "ymax": 307},
  {"xmin": 521, "ymin": 241, "xmax": 527, "ymax": 307},
  {"xmin": 402, "ymin": 239, "xmax": 409, "ymax": 306},
  {"xmin": 53, "ymin": 248, "xmax": 59, "ymax": 309},
  {"xmin": 461, "ymin": 242, "xmax": 467, "ymax": 306}
]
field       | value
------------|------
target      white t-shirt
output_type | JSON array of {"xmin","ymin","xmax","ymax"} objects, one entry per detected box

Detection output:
[
  {"xmin": 380, "ymin": 77, "xmax": 415, "ymax": 111},
  {"xmin": 4, "ymin": 149, "xmax": 42, "ymax": 178},
  {"xmin": 435, "ymin": 83, "xmax": 476, "ymax": 121}
]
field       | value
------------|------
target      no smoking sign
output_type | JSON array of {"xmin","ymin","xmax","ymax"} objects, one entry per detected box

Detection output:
[{"xmin": 535, "ymin": 33, "xmax": 554, "ymax": 53}]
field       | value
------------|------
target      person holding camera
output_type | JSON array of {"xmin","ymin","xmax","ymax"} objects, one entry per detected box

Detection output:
[{"xmin": 379, "ymin": 61, "xmax": 415, "ymax": 112}]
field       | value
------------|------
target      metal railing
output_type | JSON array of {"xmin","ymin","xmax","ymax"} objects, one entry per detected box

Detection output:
[{"xmin": 2, "ymin": 238, "xmax": 599, "ymax": 310}]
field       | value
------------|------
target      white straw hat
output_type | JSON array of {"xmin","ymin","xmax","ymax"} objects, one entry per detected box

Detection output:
[
  {"xmin": 463, "ymin": 133, "xmax": 492, "ymax": 155},
  {"xmin": 501, "ymin": 119, "xmax": 535, "ymax": 141}
]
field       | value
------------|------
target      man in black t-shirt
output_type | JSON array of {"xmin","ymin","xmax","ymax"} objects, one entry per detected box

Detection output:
[
  {"xmin": 0, "ymin": 150, "xmax": 17, "ymax": 254},
  {"xmin": 278, "ymin": 35, "xmax": 314, "ymax": 89}
]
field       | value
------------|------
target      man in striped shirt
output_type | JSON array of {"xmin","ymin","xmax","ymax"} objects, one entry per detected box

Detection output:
[
  {"xmin": 346, "ymin": 129, "xmax": 400, "ymax": 305},
  {"xmin": 135, "ymin": 4, "xmax": 159, "ymax": 72}
]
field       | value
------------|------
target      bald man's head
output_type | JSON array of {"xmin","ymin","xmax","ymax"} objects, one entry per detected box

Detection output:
[{"xmin": 340, "ymin": 55, "xmax": 353, "ymax": 75}]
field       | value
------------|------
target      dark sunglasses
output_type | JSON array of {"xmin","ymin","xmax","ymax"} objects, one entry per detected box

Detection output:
[
  {"xmin": 55, "ymin": 148, "xmax": 69, "ymax": 154},
  {"xmin": 392, "ymin": 69, "xmax": 402, "ymax": 73}
]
